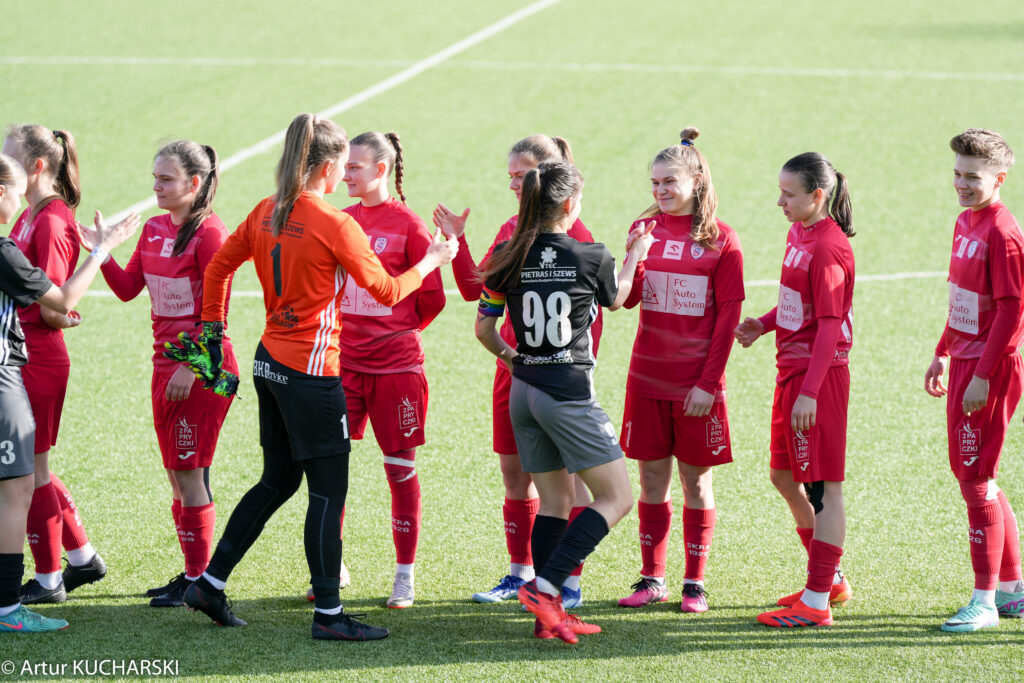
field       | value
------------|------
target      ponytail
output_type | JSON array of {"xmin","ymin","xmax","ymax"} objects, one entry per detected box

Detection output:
[
  {"xmin": 272, "ymin": 114, "xmax": 347, "ymax": 237},
  {"xmin": 5, "ymin": 124, "xmax": 81, "ymax": 219},
  {"xmin": 351, "ymin": 131, "xmax": 406, "ymax": 203},
  {"xmin": 480, "ymin": 160, "xmax": 583, "ymax": 290},
  {"xmin": 640, "ymin": 126, "xmax": 720, "ymax": 249},
  {"xmin": 51, "ymin": 130, "xmax": 81, "ymax": 211},
  {"xmin": 155, "ymin": 140, "xmax": 219, "ymax": 257},
  {"xmin": 782, "ymin": 152, "xmax": 855, "ymax": 237}
]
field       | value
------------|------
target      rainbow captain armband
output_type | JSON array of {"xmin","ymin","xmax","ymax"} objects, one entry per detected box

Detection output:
[{"xmin": 478, "ymin": 287, "xmax": 507, "ymax": 318}]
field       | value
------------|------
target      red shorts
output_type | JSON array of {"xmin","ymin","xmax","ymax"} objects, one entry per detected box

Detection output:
[
  {"xmin": 621, "ymin": 392, "xmax": 732, "ymax": 467},
  {"xmin": 769, "ymin": 365, "xmax": 849, "ymax": 483},
  {"xmin": 343, "ymin": 370, "xmax": 428, "ymax": 454},
  {"xmin": 492, "ymin": 365, "xmax": 518, "ymax": 455},
  {"xmin": 947, "ymin": 353, "xmax": 1024, "ymax": 481},
  {"xmin": 152, "ymin": 369, "xmax": 233, "ymax": 470},
  {"xmin": 19, "ymin": 362, "xmax": 69, "ymax": 454}
]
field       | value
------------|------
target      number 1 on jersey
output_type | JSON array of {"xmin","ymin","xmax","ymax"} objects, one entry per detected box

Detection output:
[{"xmin": 270, "ymin": 243, "xmax": 283, "ymax": 296}]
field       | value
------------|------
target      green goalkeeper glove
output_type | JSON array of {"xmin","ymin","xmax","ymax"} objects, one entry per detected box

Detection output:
[{"xmin": 163, "ymin": 321, "xmax": 239, "ymax": 398}]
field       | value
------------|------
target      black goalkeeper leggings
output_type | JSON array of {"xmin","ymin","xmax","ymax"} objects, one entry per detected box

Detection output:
[{"xmin": 205, "ymin": 447, "xmax": 349, "ymax": 610}]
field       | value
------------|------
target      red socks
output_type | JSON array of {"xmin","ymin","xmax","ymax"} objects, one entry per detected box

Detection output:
[
  {"xmin": 796, "ymin": 527, "xmax": 814, "ymax": 555},
  {"xmin": 503, "ymin": 497, "xmax": 539, "ymax": 565},
  {"xmin": 50, "ymin": 474, "xmax": 89, "ymax": 551},
  {"xmin": 178, "ymin": 502, "xmax": 216, "ymax": 578},
  {"xmin": 171, "ymin": 499, "xmax": 184, "ymax": 554},
  {"xmin": 960, "ymin": 479, "xmax": 1004, "ymax": 590},
  {"xmin": 806, "ymin": 539, "xmax": 843, "ymax": 593},
  {"xmin": 998, "ymin": 490, "xmax": 1023, "ymax": 583},
  {"xmin": 26, "ymin": 482, "xmax": 62, "ymax": 574},
  {"xmin": 384, "ymin": 451, "xmax": 421, "ymax": 565},
  {"xmin": 683, "ymin": 506, "xmax": 717, "ymax": 581},
  {"xmin": 638, "ymin": 500, "xmax": 672, "ymax": 577}
]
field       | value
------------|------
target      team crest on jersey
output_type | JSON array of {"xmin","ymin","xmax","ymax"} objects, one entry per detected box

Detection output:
[
  {"xmin": 690, "ymin": 243, "xmax": 705, "ymax": 260},
  {"xmin": 175, "ymin": 417, "xmax": 196, "ymax": 450},
  {"xmin": 374, "ymin": 237, "xmax": 388, "ymax": 254},
  {"xmin": 705, "ymin": 414, "xmax": 725, "ymax": 448},
  {"xmin": 540, "ymin": 246, "xmax": 557, "ymax": 267},
  {"xmin": 398, "ymin": 396, "xmax": 419, "ymax": 436}
]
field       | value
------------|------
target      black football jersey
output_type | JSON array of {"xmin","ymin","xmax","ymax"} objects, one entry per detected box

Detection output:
[
  {"xmin": 486, "ymin": 232, "xmax": 617, "ymax": 401},
  {"xmin": 0, "ymin": 237, "xmax": 52, "ymax": 366}
]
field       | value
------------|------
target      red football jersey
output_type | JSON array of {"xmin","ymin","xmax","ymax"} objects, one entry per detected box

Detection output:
[
  {"xmin": 625, "ymin": 214, "xmax": 744, "ymax": 400},
  {"xmin": 10, "ymin": 200, "xmax": 79, "ymax": 366},
  {"xmin": 939, "ymin": 202, "xmax": 1024, "ymax": 360},
  {"xmin": 102, "ymin": 213, "xmax": 235, "ymax": 372},
  {"xmin": 774, "ymin": 217, "xmax": 855, "ymax": 381},
  {"xmin": 339, "ymin": 199, "xmax": 444, "ymax": 373}
]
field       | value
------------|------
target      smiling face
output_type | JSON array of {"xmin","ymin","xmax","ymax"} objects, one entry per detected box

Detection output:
[
  {"xmin": 777, "ymin": 169, "xmax": 825, "ymax": 225},
  {"xmin": 508, "ymin": 153, "xmax": 537, "ymax": 202},
  {"xmin": 152, "ymin": 155, "xmax": 197, "ymax": 219},
  {"xmin": 650, "ymin": 160, "xmax": 697, "ymax": 216},
  {"xmin": 954, "ymin": 154, "xmax": 1005, "ymax": 211}
]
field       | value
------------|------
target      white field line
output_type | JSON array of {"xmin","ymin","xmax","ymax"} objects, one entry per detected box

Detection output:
[
  {"xmin": 103, "ymin": 0, "xmax": 563, "ymax": 223},
  {"xmin": 5, "ymin": 54, "xmax": 1024, "ymax": 84},
  {"xmin": 83, "ymin": 270, "xmax": 946, "ymax": 298}
]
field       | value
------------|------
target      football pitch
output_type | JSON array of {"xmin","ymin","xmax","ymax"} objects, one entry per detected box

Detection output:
[{"xmin": 3, "ymin": 0, "xmax": 1024, "ymax": 679}]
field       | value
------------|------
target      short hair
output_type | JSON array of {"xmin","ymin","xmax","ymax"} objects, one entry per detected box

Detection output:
[{"xmin": 950, "ymin": 128, "xmax": 1015, "ymax": 171}]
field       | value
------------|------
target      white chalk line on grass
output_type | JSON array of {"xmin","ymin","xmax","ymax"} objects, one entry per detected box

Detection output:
[
  {"xmin": 103, "ymin": 0, "xmax": 563, "ymax": 223},
  {"xmin": 5, "ymin": 54, "xmax": 1024, "ymax": 83},
  {"xmin": 83, "ymin": 270, "xmax": 947, "ymax": 298}
]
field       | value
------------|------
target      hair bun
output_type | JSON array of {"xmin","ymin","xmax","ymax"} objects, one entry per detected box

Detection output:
[{"xmin": 679, "ymin": 127, "xmax": 700, "ymax": 144}]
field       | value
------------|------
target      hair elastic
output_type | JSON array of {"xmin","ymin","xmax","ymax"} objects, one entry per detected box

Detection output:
[{"xmin": 680, "ymin": 140, "xmax": 693, "ymax": 147}]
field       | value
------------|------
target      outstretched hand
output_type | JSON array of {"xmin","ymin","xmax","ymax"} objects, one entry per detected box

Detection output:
[
  {"xmin": 626, "ymin": 220, "xmax": 656, "ymax": 261},
  {"xmin": 432, "ymin": 204, "xmax": 470, "ymax": 239},
  {"xmin": 734, "ymin": 317, "xmax": 764, "ymax": 347},
  {"xmin": 78, "ymin": 211, "xmax": 142, "ymax": 256}
]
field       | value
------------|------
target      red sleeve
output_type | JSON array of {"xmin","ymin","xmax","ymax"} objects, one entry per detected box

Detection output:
[
  {"xmin": 810, "ymin": 242, "xmax": 848, "ymax": 319},
  {"xmin": 449, "ymin": 234, "xmax": 481, "ymax": 301},
  {"xmin": 935, "ymin": 324, "xmax": 950, "ymax": 358},
  {"xmin": 758, "ymin": 307, "xmax": 778, "ymax": 333},
  {"xmin": 714, "ymin": 230, "xmax": 745, "ymax": 303},
  {"xmin": 100, "ymin": 242, "xmax": 146, "ymax": 301},
  {"xmin": 31, "ymin": 210, "xmax": 76, "ymax": 285},
  {"xmin": 975, "ymin": 297, "xmax": 1020, "ymax": 379},
  {"xmin": 203, "ymin": 220, "xmax": 253, "ymax": 322},
  {"xmin": 798, "ymin": 316, "xmax": 843, "ymax": 398},
  {"xmin": 623, "ymin": 260, "xmax": 645, "ymax": 309},
  {"xmin": 697, "ymin": 299, "xmax": 742, "ymax": 393},
  {"xmin": 407, "ymin": 218, "xmax": 445, "ymax": 329},
  {"xmin": 990, "ymin": 220, "xmax": 1024, "ymax": 301}
]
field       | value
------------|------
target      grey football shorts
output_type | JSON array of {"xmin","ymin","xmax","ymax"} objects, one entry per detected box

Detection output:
[
  {"xmin": 509, "ymin": 376, "xmax": 623, "ymax": 474},
  {"xmin": 0, "ymin": 365, "xmax": 36, "ymax": 480}
]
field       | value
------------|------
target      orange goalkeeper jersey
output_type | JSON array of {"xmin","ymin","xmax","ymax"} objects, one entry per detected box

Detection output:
[{"xmin": 203, "ymin": 192, "xmax": 424, "ymax": 376}]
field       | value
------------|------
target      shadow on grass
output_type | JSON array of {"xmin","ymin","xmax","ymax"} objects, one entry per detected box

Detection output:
[{"xmin": 4, "ymin": 595, "xmax": 1022, "ymax": 677}]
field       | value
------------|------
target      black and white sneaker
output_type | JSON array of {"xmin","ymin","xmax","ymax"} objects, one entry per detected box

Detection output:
[
  {"xmin": 20, "ymin": 579, "xmax": 67, "ymax": 604},
  {"xmin": 63, "ymin": 553, "xmax": 108, "ymax": 593},
  {"xmin": 146, "ymin": 573, "xmax": 186, "ymax": 598},
  {"xmin": 184, "ymin": 579, "xmax": 247, "ymax": 626},
  {"xmin": 312, "ymin": 610, "xmax": 390, "ymax": 641},
  {"xmin": 150, "ymin": 577, "xmax": 194, "ymax": 608}
]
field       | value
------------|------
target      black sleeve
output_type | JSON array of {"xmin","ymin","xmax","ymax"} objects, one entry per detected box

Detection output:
[
  {"xmin": 0, "ymin": 239, "xmax": 53, "ymax": 307},
  {"xmin": 594, "ymin": 244, "xmax": 618, "ymax": 308}
]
